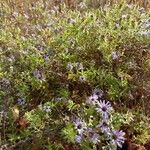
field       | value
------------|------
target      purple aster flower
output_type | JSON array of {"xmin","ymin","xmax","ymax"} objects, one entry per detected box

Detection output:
[
  {"xmin": 140, "ymin": 30, "xmax": 150, "ymax": 36},
  {"xmin": 111, "ymin": 130, "xmax": 125, "ymax": 148},
  {"xmin": 43, "ymin": 105, "xmax": 51, "ymax": 113},
  {"xmin": 53, "ymin": 28, "xmax": 59, "ymax": 34},
  {"xmin": 44, "ymin": 53, "xmax": 49, "ymax": 60},
  {"xmin": 37, "ymin": 45, "xmax": 43, "ymax": 51},
  {"xmin": 33, "ymin": 69, "xmax": 42, "ymax": 80},
  {"xmin": 68, "ymin": 18, "xmax": 76, "ymax": 25},
  {"xmin": 96, "ymin": 100, "xmax": 112, "ymax": 120},
  {"xmin": 92, "ymin": 88, "xmax": 103, "ymax": 98},
  {"xmin": 86, "ymin": 94, "xmax": 98, "ymax": 106},
  {"xmin": 75, "ymin": 62, "xmax": 83, "ymax": 70},
  {"xmin": 67, "ymin": 63, "xmax": 73, "ymax": 71},
  {"xmin": 111, "ymin": 51, "xmax": 118, "ymax": 60},
  {"xmin": 0, "ymin": 78, "xmax": 10, "ymax": 89},
  {"xmin": 17, "ymin": 98, "xmax": 25, "ymax": 105},
  {"xmin": 75, "ymin": 135, "xmax": 82, "ymax": 143},
  {"xmin": 142, "ymin": 22, "xmax": 150, "ymax": 28},
  {"xmin": 8, "ymin": 55, "xmax": 15, "ymax": 62},
  {"xmin": 86, "ymin": 128, "xmax": 99, "ymax": 144},
  {"xmin": 79, "ymin": 76, "xmax": 86, "ymax": 82},
  {"xmin": 54, "ymin": 97, "xmax": 62, "ymax": 101},
  {"xmin": 96, "ymin": 120, "xmax": 110, "ymax": 134},
  {"xmin": 73, "ymin": 118, "xmax": 86, "ymax": 135}
]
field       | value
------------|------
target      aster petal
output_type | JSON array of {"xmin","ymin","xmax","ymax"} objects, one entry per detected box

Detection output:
[
  {"xmin": 86, "ymin": 94, "xmax": 98, "ymax": 105},
  {"xmin": 73, "ymin": 117, "xmax": 86, "ymax": 135},
  {"xmin": 111, "ymin": 130, "xmax": 125, "ymax": 148},
  {"xmin": 92, "ymin": 88, "xmax": 103, "ymax": 98},
  {"xmin": 86, "ymin": 128, "xmax": 99, "ymax": 144},
  {"xmin": 75, "ymin": 135, "xmax": 82, "ymax": 143},
  {"xmin": 97, "ymin": 120, "xmax": 110, "ymax": 134},
  {"xmin": 96, "ymin": 100, "xmax": 112, "ymax": 120}
]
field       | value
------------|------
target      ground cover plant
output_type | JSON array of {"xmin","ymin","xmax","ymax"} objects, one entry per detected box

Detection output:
[{"xmin": 0, "ymin": 0, "xmax": 150, "ymax": 150}]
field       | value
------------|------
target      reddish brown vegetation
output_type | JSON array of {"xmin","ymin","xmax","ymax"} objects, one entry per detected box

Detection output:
[
  {"xmin": 120, "ymin": 125, "xmax": 148, "ymax": 150},
  {"xmin": 15, "ymin": 117, "xmax": 28, "ymax": 131},
  {"xmin": 144, "ymin": 140, "xmax": 150, "ymax": 150}
]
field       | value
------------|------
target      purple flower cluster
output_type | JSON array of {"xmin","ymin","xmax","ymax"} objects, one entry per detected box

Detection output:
[
  {"xmin": 0, "ymin": 78, "xmax": 10, "ymax": 89},
  {"xmin": 86, "ymin": 88, "xmax": 112, "ymax": 120},
  {"xmin": 33, "ymin": 69, "xmax": 42, "ymax": 80},
  {"xmin": 86, "ymin": 128, "xmax": 99, "ymax": 144},
  {"xmin": 73, "ymin": 88, "xmax": 125, "ymax": 149},
  {"xmin": 95, "ymin": 100, "xmax": 125, "ymax": 149},
  {"xmin": 139, "ymin": 18, "xmax": 150, "ymax": 36},
  {"xmin": 17, "ymin": 98, "xmax": 26, "ymax": 105},
  {"xmin": 67, "ymin": 62, "xmax": 83, "ymax": 71},
  {"xmin": 86, "ymin": 88, "xmax": 103, "ymax": 105},
  {"xmin": 96, "ymin": 120, "xmax": 110, "ymax": 134},
  {"xmin": 66, "ymin": 62, "xmax": 85, "ymax": 82},
  {"xmin": 36, "ymin": 45, "xmax": 50, "ymax": 61},
  {"xmin": 73, "ymin": 117, "xmax": 100, "ymax": 144}
]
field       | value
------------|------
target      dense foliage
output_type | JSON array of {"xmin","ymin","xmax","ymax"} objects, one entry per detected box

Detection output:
[{"xmin": 0, "ymin": 1, "xmax": 150, "ymax": 149}]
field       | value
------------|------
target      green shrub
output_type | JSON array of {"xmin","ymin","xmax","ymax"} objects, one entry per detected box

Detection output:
[{"xmin": 0, "ymin": 1, "xmax": 150, "ymax": 149}]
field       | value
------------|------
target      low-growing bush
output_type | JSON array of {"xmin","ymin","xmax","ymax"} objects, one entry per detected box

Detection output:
[{"xmin": 0, "ymin": 1, "xmax": 150, "ymax": 149}]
